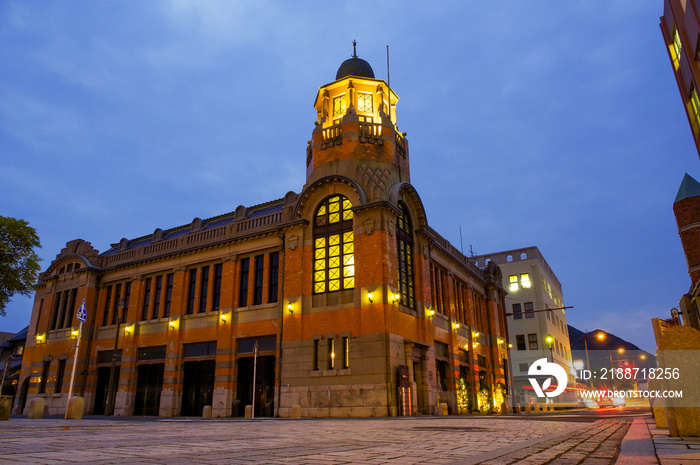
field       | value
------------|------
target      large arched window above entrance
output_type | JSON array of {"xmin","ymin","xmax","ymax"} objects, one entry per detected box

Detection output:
[
  {"xmin": 313, "ymin": 195, "xmax": 354, "ymax": 294},
  {"xmin": 397, "ymin": 203, "xmax": 415, "ymax": 308}
]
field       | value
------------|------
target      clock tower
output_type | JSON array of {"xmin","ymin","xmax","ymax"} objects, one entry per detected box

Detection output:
[{"xmin": 305, "ymin": 43, "xmax": 410, "ymax": 203}]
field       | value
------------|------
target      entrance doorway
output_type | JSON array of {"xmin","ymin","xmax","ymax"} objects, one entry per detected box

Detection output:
[
  {"xmin": 93, "ymin": 366, "xmax": 120, "ymax": 415},
  {"xmin": 181, "ymin": 360, "xmax": 215, "ymax": 416},
  {"xmin": 235, "ymin": 355, "xmax": 275, "ymax": 417},
  {"xmin": 134, "ymin": 363, "xmax": 164, "ymax": 416}
]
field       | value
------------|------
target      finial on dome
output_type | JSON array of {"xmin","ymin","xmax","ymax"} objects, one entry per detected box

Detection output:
[{"xmin": 352, "ymin": 40, "xmax": 357, "ymax": 58}]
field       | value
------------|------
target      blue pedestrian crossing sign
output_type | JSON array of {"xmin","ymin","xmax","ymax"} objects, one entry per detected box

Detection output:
[{"xmin": 76, "ymin": 299, "xmax": 87, "ymax": 323}]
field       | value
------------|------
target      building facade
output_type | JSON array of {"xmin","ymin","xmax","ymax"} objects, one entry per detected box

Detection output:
[
  {"xmin": 661, "ymin": 0, "xmax": 700, "ymax": 158},
  {"xmin": 471, "ymin": 247, "xmax": 575, "ymax": 406},
  {"xmin": 17, "ymin": 51, "xmax": 509, "ymax": 418},
  {"xmin": 673, "ymin": 174, "xmax": 700, "ymax": 330}
]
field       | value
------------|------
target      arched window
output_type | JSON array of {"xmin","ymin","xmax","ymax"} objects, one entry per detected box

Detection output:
[
  {"xmin": 313, "ymin": 195, "xmax": 354, "ymax": 293},
  {"xmin": 396, "ymin": 203, "xmax": 415, "ymax": 308}
]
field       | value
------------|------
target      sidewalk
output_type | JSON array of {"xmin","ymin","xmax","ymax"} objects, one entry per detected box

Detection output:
[
  {"xmin": 0, "ymin": 415, "xmax": 633, "ymax": 465},
  {"xmin": 616, "ymin": 417, "xmax": 700, "ymax": 464}
]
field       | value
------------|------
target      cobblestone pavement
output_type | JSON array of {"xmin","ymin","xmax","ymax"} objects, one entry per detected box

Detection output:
[{"xmin": 0, "ymin": 416, "xmax": 631, "ymax": 465}]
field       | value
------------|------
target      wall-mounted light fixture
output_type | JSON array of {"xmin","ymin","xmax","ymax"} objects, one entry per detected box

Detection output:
[
  {"xmin": 367, "ymin": 291, "xmax": 373, "ymax": 304},
  {"xmin": 287, "ymin": 302, "xmax": 293, "ymax": 314},
  {"xmin": 71, "ymin": 329, "xmax": 79, "ymax": 339},
  {"xmin": 508, "ymin": 343, "xmax": 513, "ymax": 349},
  {"xmin": 453, "ymin": 322, "xmax": 460, "ymax": 330},
  {"xmin": 220, "ymin": 313, "xmax": 227, "ymax": 323},
  {"xmin": 124, "ymin": 324, "xmax": 133, "ymax": 335},
  {"xmin": 36, "ymin": 333, "xmax": 45, "ymax": 344},
  {"xmin": 169, "ymin": 320, "xmax": 176, "ymax": 330},
  {"xmin": 393, "ymin": 292, "xmax": 400, "ymax": 305}
]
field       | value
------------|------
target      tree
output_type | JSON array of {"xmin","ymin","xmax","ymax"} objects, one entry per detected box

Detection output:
[{"xmin": 0, "ymin": 216, "xmax": 41, "ymax": 316}]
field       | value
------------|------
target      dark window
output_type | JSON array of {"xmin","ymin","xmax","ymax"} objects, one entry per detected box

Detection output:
[
  {"xmin": 268, "ymin": 252, "xmax": 279, "ymax": 303},
  {"xmin": 519, "ymin": 363, "xmax": 528, "ymax": 373},
  {"xmin": 111, "ymin": 283, "xmax": 122, "ymax": 325},
  {"xmin": 183, "ymin": 341, "xmax": 217, "ymax": 358},
  {"xmin": 212, "ymin": 265, "xmax": 222, "ymax": 311},
  {"xmin": 163, "ymin": 274, "xmax": 173, "ymax": 318},
  {"xmin": 396, "ymin": 203, "xmax": 415, "ymax": 308},
  {"xmin": 199, "ymin": 266, "xmax": 209, "ymax": 313},
  {"xmin": 237, "ymin": 336, "xmax": 275, "ymax": 354},
  {"xmin": 313, "ymin": 339, "xmax": 319, "ymax": 370},
  {"xmin": 137, "ymin": 346, "xmax": 167, "ymax": 361},
  {"xmin": 153, "ymin": 276, "xmax": 162, "ymax": 319},
  {"xmin": 528, "ymin": 333, "xmax": 538, "ymax": 350},
  {"xmin": 55, "ymin": 359, "xmax": 66, "ymax": 393},
  {"xmin": 253, "ymin": 255, "xmax": 264, "ymax": 305},
  {"xmin": 525, "ymin": 302, "xmax": 534, "ymax": 318},
  {"xmin": 39, "ymin": 360, "xmax": 50, "ymax": 393},
  {"xmin": 239, "ymin": 258, "xmax": 249, "ymax": 307},
  {"xmin": 50, "ymin": 294, "xmax": 61, "ymax": 330},
  {"xmin": 513, "ymin": 303, "xmax": 522, "ymax": 320},
  {"xmin": 313, "ymin": 195, "xmax": 354, "ymax": 294},
  {"xmin": 141, "ymin": 278, "xmax": 151, "ymax": 321},
  {"xmin": 186, "ymin": 269, "xmax": 197, "ymax": 315},
  {"xmin": 328, "ymin": 338, "xmax": 335, "ymax": 369},
  {"xmin": 516, "ymin": 334, "xmax": 526, "ymax": 351},
  {"xmin": 342, "ymin": 336, "xmax": 349, "ymax": 369},
  {"xmin": 63, "ymin": 289, "xmax": 77, "ymax": 329},
  {"xmin": 102, "ymin": 286, "xmax": 112, "ymax": 327},
  {"xmin": 123, "ymin": 283, "xmax": 131, "ymax": 323}
]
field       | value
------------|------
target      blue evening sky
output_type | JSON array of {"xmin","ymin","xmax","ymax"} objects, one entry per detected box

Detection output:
[{"xmin": 0, "ymin": 2, "xmax": 695, "ymax": 352}]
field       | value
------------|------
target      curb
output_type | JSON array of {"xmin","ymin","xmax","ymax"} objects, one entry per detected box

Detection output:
[{"xmin": 615, "ymin": 417, "xmax": 658, "ymax": 464}]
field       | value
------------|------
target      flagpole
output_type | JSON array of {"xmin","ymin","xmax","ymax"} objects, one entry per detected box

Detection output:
[
  {"xmin": 252, "ymin": 340, "xmax": 258, "ymax": 419},
  {"xmin": 66, "ymin": 321, "xmax": 82, "ymax": 402}
]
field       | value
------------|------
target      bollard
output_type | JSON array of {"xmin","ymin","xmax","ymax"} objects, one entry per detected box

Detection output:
[
  {"xmin": 0, "ymin": 396, "xmax": 11, "ymax": 421},
  {"xmin": 202, "ymin": 405, "xmax": 212, "ymax": 419},
  {"xmin": 65, "ymin": 396, "xmax": 84, "ymax": 420},
  {"xmin": 439, "ymin": 403, "xmax": 448, "ymax": 416},
  {"xmin": 244, "ymin": 404, "xmax": 253, "ymax": 418},
  {"xmin": 28, "ymin": 398, "xmax": 45, "ymax": 419}
]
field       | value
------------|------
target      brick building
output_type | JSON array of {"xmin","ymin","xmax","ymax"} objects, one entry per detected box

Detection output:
[
  {"xmin": 661, "ymin": 0, "xmax": 700, "ymax": 158},
  {"xmin": 16, "ymin": 49, "xmax": 509, "ymax": 418}
]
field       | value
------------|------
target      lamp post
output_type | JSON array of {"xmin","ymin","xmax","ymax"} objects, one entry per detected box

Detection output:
[
  {"xmin": 583, "ymin": 332, "xmax": 605, "ymax": 388},
  {"xmin": 104, "ymin": 298, "xmax": 124, "ymax": 416},
  {"xmin": 545, "ymin": 334, "xmax": 554, "ymax": 363}
]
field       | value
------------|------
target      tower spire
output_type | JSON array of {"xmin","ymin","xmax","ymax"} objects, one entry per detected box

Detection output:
[{"xmin": 352, "ymin": 40, "xmax": 357, "ymax": 58}]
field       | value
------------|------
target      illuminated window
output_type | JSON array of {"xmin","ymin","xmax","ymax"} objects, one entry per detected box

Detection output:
[
  {"xmin": 520, "ymin": 273, "xmax": 531, "ymax": 288},
  {"xmin": 509, "ymin": 275, "xmax": 518, "ymax": 291},
  {"xmin": 672, "ymin": 25, "xmax": 682, "ymax": 70},
  {"xmin": 690, "ymin": 86, "xmax": 700, "ymax": 131},
  {"xmin": 396, "ymin": 203, "xmax": 415, "ymax": 308},
  {"xmin": 328, "ymin": 338, "xmax": 335, "ymax": 369},
  {"xmin": 357, "ymin": 92, "xmax": 373, "ymax": 113},
  {"xmin": 333, "ymin": 95, "xmax": 346, "ymax": 117},
  {"xmin": 313, "ymin": 195, "xmax": 354, "ymax": 294}
]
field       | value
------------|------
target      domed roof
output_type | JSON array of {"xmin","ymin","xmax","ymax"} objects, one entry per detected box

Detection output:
[{"xmin": 336, "ymin": 57, "xmax": 375, "ymax": 80}]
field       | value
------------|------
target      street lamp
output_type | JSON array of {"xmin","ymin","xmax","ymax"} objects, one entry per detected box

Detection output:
[
  {"xmin": 545, "ymin": 334, "xmax": 554, "ymax": 362},
  {"xmin": 583, "ymin": 332, "xmax": 605, "ymax": 387}
]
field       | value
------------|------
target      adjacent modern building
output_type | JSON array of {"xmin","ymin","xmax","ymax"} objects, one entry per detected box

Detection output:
[
  {"xmin": 661, "ymin": 0, "xmax": 700, "ymax": 158},
  {"xmin": 17, "ymin": 49, "xmax": 509, "ymax": 418},
  {"xmin": 471, "ymin": 247, "xmax": 575, "ymax": 406}
]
